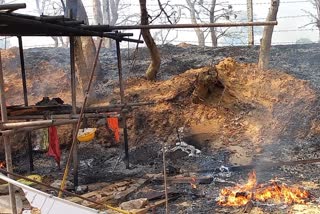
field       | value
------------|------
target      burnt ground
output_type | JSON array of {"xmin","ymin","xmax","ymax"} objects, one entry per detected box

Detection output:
[{"xmin": 2, "ymin": 43, "xmax": 320, "ymax": 213}]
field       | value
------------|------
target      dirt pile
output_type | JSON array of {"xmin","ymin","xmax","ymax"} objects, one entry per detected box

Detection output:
[
  {"xmin": 215, "ymin": 57, "xmax": 317, "ymax": 144},
  {"xmin": 0, "ymin": 45, "xmax": 319, "ymax": 165},
  {"xmin": 1, "ymin": 47, "xmax": 71, "ymax": 106},
  {"xmin": 121, "ymin": 58, "xmax": 318, "ymax": 164}
]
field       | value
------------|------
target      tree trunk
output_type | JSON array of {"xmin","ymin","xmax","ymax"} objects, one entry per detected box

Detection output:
[
  {"xmin": 317, "ymin": 0, "xmax": 320, "ymax": 42},
  {"xmin": 102, "ymin": 0, "xmax": 112, "ymax": 48},
  {"xmin": 59, "ymin": 37, "xmax": 67, "ymax": 47},
  {"xmin": 139, "ymin": 0, "xmax": 161, "ymax": 80},
  {"xmin": 110, "ymin": 0, "xmax": 120, "ymax": 25},
  {"xmin": 209, "ymin": 0, "xmax": 218, "ymax": 47},
  {"xmin": 51, "ymin": 36, "xmax": 59, "ymax": 47},
  {"xmin": 258, "ymin": 0, "xmax": 279, "ymax": 70},
  {"xmin": 317, "ymin": 19, "xmax": 320, "ymax": 43},
  {"xmin": 66, "ymin": 0, "xmax": 101, "ymax": 105},
  {"xmin": 92, "ymin": 0, "xmax": 103, "ymax": 24},
  {"xmin": 186, "ymin": 0, "xmax": 205, "ymax": 47}
]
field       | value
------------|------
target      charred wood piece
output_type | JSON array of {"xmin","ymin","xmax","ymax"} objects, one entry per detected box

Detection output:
[{"xmin": 154, "ymin": 176, "xmax": 213, "ymax": 185}]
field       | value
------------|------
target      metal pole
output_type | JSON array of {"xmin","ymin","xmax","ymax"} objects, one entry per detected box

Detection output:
[
  {"xmin": 247, "ymin": 0, "xmax": 254, "ymax": 46},
  {"xmin": 70, "ymin": 36, "xmax": 78, "ymax": 188},
  {"xmin": 18, "ymin": 36, "xmax": 33, "ymax": 172},
  {"xmin": 116, "ymin": 39, "xmax": 129, "ymax": 169},
  {"xmin": 0, "ymin": 51, "xmax": 17, "ymax": 214}
]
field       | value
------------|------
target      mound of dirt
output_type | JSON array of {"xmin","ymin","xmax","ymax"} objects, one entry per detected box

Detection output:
[
  {"xmin": 1, "ymin": 47, "xmax": 72, "ymax": 106},
  {"xmin": 215, "ymin": 58, "xmax": 317, "ymax": 144},
  {"xmin": 118, "ymin": 58, "xmax": 318, "ymax": 164},
  {"xmin": 1, "ymin": 45, "xmax": 319, "ymax": 165}
]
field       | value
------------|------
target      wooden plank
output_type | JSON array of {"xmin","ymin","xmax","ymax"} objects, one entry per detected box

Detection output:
[
  {"xmin": 113, "ymin": 179, "xmax": 148, "ymax": 202},
  {"xmin": 132, "ymin": 199, "xmax": 168, "ymax": 214},
  {"xmin": 68, "ymin": 179, "xmax": 147, "ymax": 207},
  {"xmin": 154, "ymin": 176, "xmax": 213, "ymax": 185}
]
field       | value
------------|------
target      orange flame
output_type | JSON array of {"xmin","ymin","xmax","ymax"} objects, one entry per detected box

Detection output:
[
  {"xmin": 0, "ymin": 161, "xmax": 6, "ymax": 169},
  {"xmin": 190, "ymin": 177, "xmax": 197, "ymax": 189},
  {"xmin": 217, "ymin": 171, "xmax": 309, "ymax": 206}
]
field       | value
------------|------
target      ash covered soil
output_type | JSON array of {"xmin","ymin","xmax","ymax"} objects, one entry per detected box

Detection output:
[{"xmin": 2, "ymin": 43, "xmax": 320, "ymax": 213}]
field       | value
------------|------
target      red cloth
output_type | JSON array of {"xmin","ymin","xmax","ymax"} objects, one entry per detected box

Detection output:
[
  {"xmin": 47, "ymin": 126, "xmax": 61, "ymax": 167},
  {"xmin": 107, "ymin": 117, "xmax": 120, "ymax": 143}
]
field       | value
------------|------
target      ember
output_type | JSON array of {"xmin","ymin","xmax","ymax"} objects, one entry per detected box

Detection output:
[{"xmin": 217, "ymin": 171, "xmax": 310, "ymax": 206}]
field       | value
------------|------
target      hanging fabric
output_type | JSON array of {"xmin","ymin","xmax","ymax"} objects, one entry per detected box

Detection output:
[
  {"xmin": 47, "ymin": 126, "xmax": 61, "ymax": 168},
  {"xmin": 107, "ymin": 117, "xmax": 120, "ymax": 143}
]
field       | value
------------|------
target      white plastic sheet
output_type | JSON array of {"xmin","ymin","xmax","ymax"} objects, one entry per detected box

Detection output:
[{"xmin": 0, "ymin": 173, "xmax": 106, "ymax": 214}]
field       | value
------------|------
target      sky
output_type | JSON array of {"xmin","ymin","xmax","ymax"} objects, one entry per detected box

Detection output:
[{"xmin": 0, "ymin": 0, "xmax": 318, "ymax": 48}]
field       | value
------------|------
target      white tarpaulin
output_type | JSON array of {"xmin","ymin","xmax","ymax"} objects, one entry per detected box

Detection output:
[{"xmin": 0, "ymin": 173, "xmax": 106, "ymax": 214}]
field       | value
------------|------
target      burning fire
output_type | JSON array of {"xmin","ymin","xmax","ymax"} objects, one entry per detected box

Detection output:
[
  {"xmin": 218, "ymin": 171, "xmax": 310, "ymax": 206},
  {"xmin": 190, "ymin": 177, "xmax": 197, "ymax": 189},
  {"xmin": 0, "ymin": 161, "xmax": 6, "ymax": 169}
]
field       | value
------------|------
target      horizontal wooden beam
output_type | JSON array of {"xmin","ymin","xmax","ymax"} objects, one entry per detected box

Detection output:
[
  {"xmin": 0, "ymin": 13, "xmax": 103, "ymax": 37},
  {"xmin": 1, "ymin": 120, "xmax": 54, "ymax": 129},
  {"xmin": 6, "ymin": 101, "xmax": 154, "ymax": 116},
  {"xmin": 0, "ymin": 4, "xmax": 26, "ymax": 11},
  {"xmin": 8, "ymin": 113, "xmax": 119, "ymax": 120},
  {"xmin": 110, "ymin": 21, "xmax": 278, "ymax": 30},
  {"xmin": 0, "ymin": 119, "xmax": 78, "ymax": 136}
]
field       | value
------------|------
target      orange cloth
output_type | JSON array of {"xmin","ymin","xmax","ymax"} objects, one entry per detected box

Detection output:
[
  {"xmin": 107, "ymin": 117, "xmax": 120, "ymax": 143},
  {"xmin": 47, "ymin": 126, "xmax": 61, "ymax": 168}
]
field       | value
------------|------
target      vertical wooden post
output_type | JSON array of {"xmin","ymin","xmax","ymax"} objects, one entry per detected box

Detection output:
[
  {"xmin": 247, "ymin": 0, "xmax": 254, "ymax": 46},
  {"xmin": 18, "ymin": 36, "xmax": 33, "ymax": 172},
  {"xmin": 70, "ymin": 36, "xmax": 78, "ymax": 188},
  {"xmin": 59, "ymin": 38, "xmax": 103, "ymax": 198},
  {"xmin": 0, "ymin": 51, "xmax": 17, "ymax": 214},
  {"xmin": 116, "ymin": 39, "xmax": 129, "ymax": 169}
]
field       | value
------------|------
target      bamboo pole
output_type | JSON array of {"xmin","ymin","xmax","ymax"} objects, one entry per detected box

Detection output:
[
  {"xmin": 0, "ymin": 119, "xmax": 78, "ymax": 136},
  {"xmin": 59, "ymin": 38, "xmax": 103, "ymax": 198},
  {"xmin": 8, "ymin": 113, "xmax": 119, "ymax": 120},
  {"xmin": 162, "ymin": 138, "xmax": 169, "ymax": 214},
  {"xmin": 5, "ymin": 101, "xmax": 153, "ymax": 117},
  {"xmin": 70, "ymin": 35, "xmax": 79, "ymax": 188},
  {"xmin": 82, "ymin": 21, "xmax": 278, "ymax": 32},
  {"xmin": 116, "ymin": 39, "xmax": 130, "ymax": 169},
  {"xmin": 0, "ymin": 3, "xmax": 26, "ymax": 11},
  {"xmin": 0, "ymin": 51, "xmax": 17, "ymax": 214},
  {"xmin": 18, "ymin": 37, "xmax": 28, "ymax": 108},
  {"xmin": 107, "ymin": 21, "xmax": 277, "ymax": 30},
  {"xmin": 1, "ymin": 120, "xmax": 54, "ymax": 129},
  {"xmin": 18, "ymin": 36, "xmax": 33, "ymax": 172}
]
